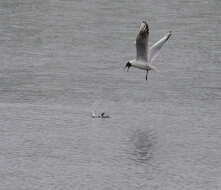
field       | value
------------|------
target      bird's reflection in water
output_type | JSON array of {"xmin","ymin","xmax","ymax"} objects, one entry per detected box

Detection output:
[{"xmin": 129, "ymin": 129, "xmax": 156, "ymax": 163}]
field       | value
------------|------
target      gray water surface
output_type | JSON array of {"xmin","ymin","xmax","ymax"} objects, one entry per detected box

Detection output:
[{"xmin": 0, "ymin": 0, "xmax": 221, "ymax": 189}]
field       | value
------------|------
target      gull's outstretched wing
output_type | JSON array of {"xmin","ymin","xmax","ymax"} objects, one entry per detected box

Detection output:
[
  {"xmin": 149, "ymin": 31, "xmax": 172, "ymax": 63},
  {"xmin": 136, "ymin": 21, "xmax": 149, "ymax": 62}
]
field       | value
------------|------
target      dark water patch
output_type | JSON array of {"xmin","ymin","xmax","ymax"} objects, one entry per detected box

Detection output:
[{"xmin": 128, "ymin": 129, "xmax": 156, "ymax": 164}]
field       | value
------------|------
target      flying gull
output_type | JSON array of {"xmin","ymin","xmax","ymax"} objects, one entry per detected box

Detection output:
[{"xmin": 125, "ymin": 21, "xmax": 172, "ymax": 80}]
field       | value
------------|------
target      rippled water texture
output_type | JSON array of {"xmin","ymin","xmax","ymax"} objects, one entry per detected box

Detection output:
[{"xmin": 0, "ymin": 0, "xmax": 221, "ymax": 189}]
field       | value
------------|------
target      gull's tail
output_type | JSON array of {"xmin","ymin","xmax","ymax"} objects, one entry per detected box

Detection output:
[{"xmin": 150, "ymin": 65, "xmax": 159, "ymax": 72}]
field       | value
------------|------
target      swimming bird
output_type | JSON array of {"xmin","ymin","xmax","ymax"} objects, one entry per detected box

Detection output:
[
  {"xmin": 125, "ymin": 21, "xmax": 172, "ymax": 80},
  {"xmin": 91, "ymin": 112, "xmax": 110, "ymax": 119}
]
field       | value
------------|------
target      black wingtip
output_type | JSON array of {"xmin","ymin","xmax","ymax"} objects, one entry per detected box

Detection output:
[
  {"xmin": 142, "ymin": 21, "xmax": 149, "ymax": 32},
  {"xmin": 166, "ymin": 31, "xmax": 172, "ymax": 40},
  {"xmin": 168, "ymin": 31, "xmax": 172, "ymax": 36}
]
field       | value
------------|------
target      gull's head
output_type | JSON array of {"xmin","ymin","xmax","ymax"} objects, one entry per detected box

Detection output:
[
  {"xmin": 139, "ymin": 21, "xmax": 149, "ymax": 33},
  {"xmin": 124, "ymin": 61, "xmax": 132, "ymax": 72}
]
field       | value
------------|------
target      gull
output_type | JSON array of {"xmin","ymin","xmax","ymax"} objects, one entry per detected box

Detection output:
[{"xmin": 125, "ymin": 21, "xmax": 172, "ymax": 80}]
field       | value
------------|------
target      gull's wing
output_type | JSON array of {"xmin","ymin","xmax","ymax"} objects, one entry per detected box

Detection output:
[
  {"xmin": 148, "ymin": 31, "xmax": 172, "ymax": 63},
  {"xmin": 136, "ymin": 21, "xmax": 149, "ymax": 62}
]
